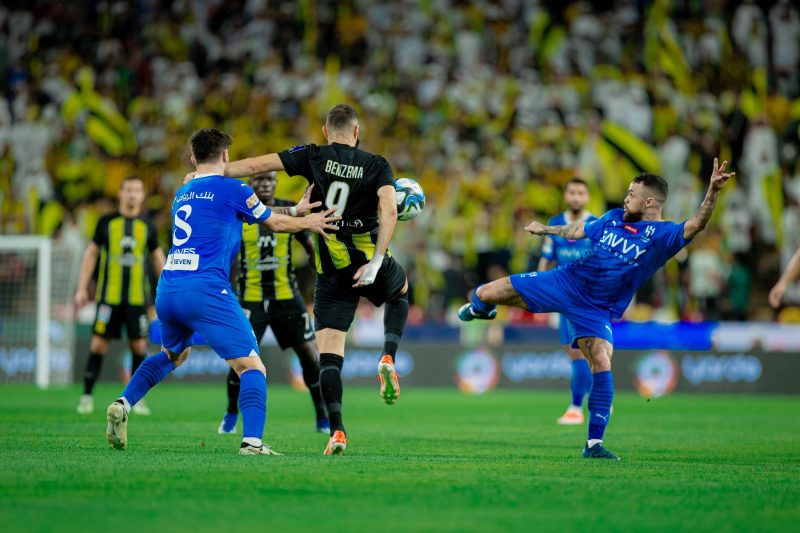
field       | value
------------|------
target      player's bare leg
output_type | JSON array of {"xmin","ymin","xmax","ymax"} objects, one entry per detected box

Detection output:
[
  {"xmin": 106, "ymin": 346, "xmax": 189, "ymax": 450},
  {"xmin": 317, "ymin": 328, "xmax": 348, "ymax": 455},
  {"xmin": 227, "ymin": 355, "xmax": 281, "ymax": 456},
  {"xmin": 576, "ymin": 337, "xmax": 619, "ymax": 460},
  {"xmin": 379, "ymin": 279, "xmax": 409, "ymax": 405},
  {"xmin": 78, "ymin": 335, "xmax": 109, "ymax": 414},
  {"xmin": 458, "ymin": 277, "xmax": 528, "ymax": 321},
  {"xmin": 129, "ymin": 337, "xmax": 152, "ymax": 416},
  {"xmin": 557, "ymin": 347, "xmax": 591, "ymax": 425}
]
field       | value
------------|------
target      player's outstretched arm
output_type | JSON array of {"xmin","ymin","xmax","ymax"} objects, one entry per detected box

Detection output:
[
  {"xmin": 262, "ymin": 208, "xmax": 341, "ymax": 238},
  {"xmin": 769, "ymin": 247, "xmax": 800, "ymax": 308},
  {"xmin": 683, "ymin": 158, "xmax": 734, "ymax": 241},
  {"xmin": 224, "ymin": 153, "xmax": 284, "ymax": 178},
  {"xmin": 183, "ymin": 153, "xmax": 285, "ymax": 183},
  {"xmin": 525, "ymin": 220, "xmax": 586, "ymax": 240},
  {"xmin": 353, "ymin": 185, "xmax": 397, "ymax": 288}
]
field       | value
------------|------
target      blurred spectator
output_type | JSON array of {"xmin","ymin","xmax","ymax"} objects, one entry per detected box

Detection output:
[{"xmin": 1, "ymin": 0, "xmax": 798, "ymax": 322}]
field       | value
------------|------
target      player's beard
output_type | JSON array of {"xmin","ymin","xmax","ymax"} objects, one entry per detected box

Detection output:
[{"xmin": 622, "ymin": 209, "xmax": 642, "ymax": 222}]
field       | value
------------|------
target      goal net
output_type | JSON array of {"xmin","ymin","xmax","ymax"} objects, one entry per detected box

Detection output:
[{"xmin": 0, "ymin": 236, "xmax": 80, "ymax": 387}]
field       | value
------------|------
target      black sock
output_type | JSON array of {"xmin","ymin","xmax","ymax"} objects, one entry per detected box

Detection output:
[
  {"xmin": 83, "ymin": 352, "xmax": 104, "ymax": 395},
  {"xmin": 383, "ymin": 293, "xmax": 409, "ymax": 362},
  {"xmin": 298, "ymin": 352, "xmax": 327, "ymax": 420},
  {"xmin": 226, "ymin": 367, "xmax": 240, "ymax": 414},
  {"xmin": 131, "ymin": 353, "xmax": 146, "ymax": 375},
  {"xmin": 319, "ymin": 353, "xmax": 345, "ymax": 435}
]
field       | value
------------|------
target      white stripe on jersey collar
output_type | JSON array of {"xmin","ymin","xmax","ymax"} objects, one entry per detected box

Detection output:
[{"xmin": 192, "ymin": 172, "xmax": 220, "ymax": 179}]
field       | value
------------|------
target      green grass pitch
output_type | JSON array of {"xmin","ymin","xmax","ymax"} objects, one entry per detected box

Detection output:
[{"xmin": 1, "ymin": 384, "xmax": 799, "ymax": 532}]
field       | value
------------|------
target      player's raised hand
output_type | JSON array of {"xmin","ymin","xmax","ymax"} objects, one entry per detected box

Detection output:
[
  {"xmin": 306, "ymin": 207, "xmax": 341, "ymax": 240},
  {"xmin": 710, "ymin": 158, "xmax": 734, "ymax": 191},
  {"xmin": 295, "ymin": 184, "xmax": 321, "ymax": 216},
  {"xmin": 183, "ymin": 171, "xmax": 197, "ymax": 184},
  {"xmin": 524, "ymin": 220, "xmax": 546, "ymax": 235}
]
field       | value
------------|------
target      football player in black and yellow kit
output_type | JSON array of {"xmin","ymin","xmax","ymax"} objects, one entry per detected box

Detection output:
[
  {"xmin": 75, "ymin": 176, "xmax": 165, "ymax": 415},
  {"xmin": 218, "ymin": 171, "xmax": 329, "ymax": 435},
  {"xmin": 212, "ymin": 104, "xmax": 410, "ymax": 455}
]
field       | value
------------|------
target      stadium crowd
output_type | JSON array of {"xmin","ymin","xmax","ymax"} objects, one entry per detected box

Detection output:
[{"xmin": 1, "ymin": 0, "xmax": 799, "ymax": 323}]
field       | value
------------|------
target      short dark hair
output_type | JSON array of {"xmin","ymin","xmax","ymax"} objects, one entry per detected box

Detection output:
[
  {"xmin": 326, "ymin": 104, "xmax": 358, "ymax": 132},
  {"xmin": 565, "ymin": 177, "xmax": 588, "ymax": 190},
  {"xmin": 121, "ymin": 175, "xmax": 143, "ymax": 186},
  {"xmin": 632, "ymin": 173, "xmax": 669, "ymax": 203},
  {"xmin": 250, "ymin": 171, "xmax": 277, "ymax": 182},
  {"xmin": 189, "ymin": 128, "xmax": 232, "ymax": 164}
]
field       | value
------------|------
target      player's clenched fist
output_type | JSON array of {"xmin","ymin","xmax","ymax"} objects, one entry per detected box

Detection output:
[{"xmin": 525, "ymin": 221, "xmax": 546, "ymax": 235}]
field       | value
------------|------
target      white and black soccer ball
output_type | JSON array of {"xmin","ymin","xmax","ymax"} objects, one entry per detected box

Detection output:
[{"xmin": 395, "ymin": 178, "xmax": 425, "ymax": 221}]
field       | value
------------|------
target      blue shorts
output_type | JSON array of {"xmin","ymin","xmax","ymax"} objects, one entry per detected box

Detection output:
[
  {"xmin": 558, "ymin": 315, "xmax": 573, "ymax": 346},
  {"xmin": 510, "ymin": 269, "xmax": 613, "ymax": 348},
  {"xmin": 155, "ymin": 290, "xmax": 259, "ymax": 359}
]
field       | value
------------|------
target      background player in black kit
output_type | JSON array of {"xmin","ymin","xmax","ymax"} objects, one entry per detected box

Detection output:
[
  {"xmin": 218, "ymin": 170, "xmax": 329, "ymax": 435},
  {"xmin": 74, "ymin": 176, "xmax": 165, "ymax": 416},
  {"xmin": 211, "ymin": 104, "xmax": 410, "ymax": 456}
]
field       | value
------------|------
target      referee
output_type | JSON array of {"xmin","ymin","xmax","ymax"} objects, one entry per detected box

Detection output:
[{"xmin": 75, "ymin": 176, "xmax": 165, "ymax": 415}]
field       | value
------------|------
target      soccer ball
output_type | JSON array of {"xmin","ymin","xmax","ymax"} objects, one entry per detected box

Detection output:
[{"xmin": 395, "ymin": 178, "xmax": 425, "ymax": 221}]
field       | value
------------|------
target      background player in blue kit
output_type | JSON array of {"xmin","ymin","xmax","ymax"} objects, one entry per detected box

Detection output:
[
  {"xmin": 460, "ymin": 159, "xmax": 734, "ymax": 460},
  {"xmin": 104, "ymin": 128, "xmax": 340, "ymax": 455},
  {"xmin": 537, "ymin": 178, "xmax": 596, "ymax": 426}
]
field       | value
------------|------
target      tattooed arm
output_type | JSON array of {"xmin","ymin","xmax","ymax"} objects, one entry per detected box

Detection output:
[
  {"xmin": 525, "ymin": 220, "xmax": 587, "ymax": 240},
  {"xmin": 683, "ymin": 158, "xmax": 734, "ymax": 241}
]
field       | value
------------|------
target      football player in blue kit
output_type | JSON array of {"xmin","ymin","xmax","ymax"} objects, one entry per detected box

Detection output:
[
  {"xmin": 104, "ymin": 128, "xmax": 340, "ymax": 455},
  {"xmin": 537, "ymin": 178, "xmax": 596, "ymax": 426},
  {"xmin": 460, "ymin": 160, "xmax": 734, "ymax": 460}
]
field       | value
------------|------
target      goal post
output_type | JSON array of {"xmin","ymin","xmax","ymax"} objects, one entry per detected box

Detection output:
[{"xmin": 0, "ymin": 235, "xmax": 77, "ymax": 389}]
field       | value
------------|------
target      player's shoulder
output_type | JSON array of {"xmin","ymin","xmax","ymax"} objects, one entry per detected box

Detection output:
[
  {"xmin": 284, "ymin": 143, "xmax": 319, "ymax": 155},
  {"xmin": 96, "ymin": 211, "xmax": 119, "ymax": 225},
  {"xmin": 548, "ymin": 212, "xmax": 566, "ymax": 226},
  {"xmin": 585, "ymin": 212, "xmax": 598, "ymax": 223}
]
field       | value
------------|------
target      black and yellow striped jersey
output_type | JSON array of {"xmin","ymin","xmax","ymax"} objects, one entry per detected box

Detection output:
[
  {"xmin": 278, "ymin": 143, "xmax": 394, "ymax": 276},
  {"xmin": 238, "ymin": 199, "xmax": 312, "ymax": 302},
  {"xmin": 92, "ymin": 212, "xmax": 158, "ymax": 306}
]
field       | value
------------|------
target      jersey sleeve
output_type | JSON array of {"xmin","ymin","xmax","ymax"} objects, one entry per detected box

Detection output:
[
  {"xmin": 92, "ymin": 216, "xmax": 108, "ymax": 247},
  {"xmin": 375, "ymin": 156, "xmax": 395, "ymax": 189},
  {"xmin": 230, "ymin": 181, "xmax": 272, "ymax": 224},
  {"xmin": 584, "ymin": 209, "xmax": 620, "ymax": 241},
  {"xmin": 278, "ymin": 144, "xmax": 313, "ymax": 180},
  {"xmin": 661, "ymin": 221, "xmax": 691, "ymax": 257},
  {"xmin": 146, "ymin": 219, "xmax": 159, "ymax": 252}
]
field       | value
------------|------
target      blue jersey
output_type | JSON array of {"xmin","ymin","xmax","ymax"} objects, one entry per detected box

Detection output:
[
  {"xmin": 564, "ymin": 208, "xmax": 690, "ymax": 318},
  {"xmin": 158, "ymin": 175, "xmax": 272, "ymax": 294},
  {"xmin": 540, "ymin": 212, "xmax": 597, "ymax": 266}
]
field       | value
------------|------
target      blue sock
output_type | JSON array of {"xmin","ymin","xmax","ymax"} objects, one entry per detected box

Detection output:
[
  {"xmin": 471, "ymin": 287, "xmax": 496, "ymax": 314},
  {"xmin": 239, "ymin": 369, "xmax": 267, "ymax": 440},
  {"xmin": 570, "ymin": 359, "xmax": 593, "ymax": 408},
  {"xmin": 587, "ymin": 370, "xmax": 613, "ymax": 441},
  {"xmin": 120, "ymin": 352, "xmax": 175, "ymax": 407}
]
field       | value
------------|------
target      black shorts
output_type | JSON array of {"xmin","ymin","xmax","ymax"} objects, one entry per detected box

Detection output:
[
  {"xmin": 314, "ymin": 256, "xmax": 407, "ymax": 332},
  {"xmin": 93, "ymin": 303, "xmax": 148, "ymax": 340},
  {"xmin": 241, "ymin": 294, "xmax": 315, "ymax": 350}
]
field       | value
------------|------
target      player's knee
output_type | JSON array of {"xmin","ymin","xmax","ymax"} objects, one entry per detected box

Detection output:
[
  {"xmin": 165, "ymin": 347, "xmax": 190, "ymax": 367},
  {"xmin": 590, "ymin": 352, "xmax": 612, "ymax": 372},
  {"xmin": 231, "ymin": 356, "xmax": 266, "ymax": 377},
  {"xmin": 567, "ymin": 347, "xmax": 585, "ymax": 361},
  {"xmin": 90, "ymin": 336, "xmax": 109, "ymax": 354}
]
